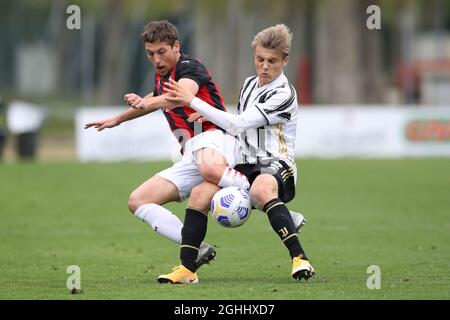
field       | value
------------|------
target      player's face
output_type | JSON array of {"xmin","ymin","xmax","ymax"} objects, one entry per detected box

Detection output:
[
  {"xmin": 145, "ymin": 41, "xmax": 180, "ymax": 76},
  {"xmin": 254, "ymin": 46, "xmax": 288, "ymax": 87}
]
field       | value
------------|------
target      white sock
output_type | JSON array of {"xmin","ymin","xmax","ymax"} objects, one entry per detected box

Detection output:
[
  {"xmin": 134, "ymin": 203, "xmax": 182, "ymax": 244},
  {"xmin": 218, "ymin": 167, "xmax": 250, "ymax": 189}
]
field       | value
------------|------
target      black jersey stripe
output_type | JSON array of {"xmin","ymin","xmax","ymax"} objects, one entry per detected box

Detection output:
[
  {"xmin": 265, "ymin": 96, "xmax": 293, "ymax": 114},
  {"xmin": 253, "ymin": 87, "xmax": 271, "ymax": 104},
  {"xmin": 258, "ymin": 90, "xmax": 277, "ymax": 104},
  {"xmin": 240, "ymin": 132, "xmax": 259, "ymax": 164},
  {"xmin": 267, "ymin": 86, "xmax": 295, "ymax": 113},
  {"xmin": 206, "ymin": 82, "xmax": 226, "ymax": 111},
  {"xmin": 238, "ymin": 87, "xmax": 244, "ymax": 103},
  {"xmin": 163, "ymin": 111, "xmax": 178, "ymax": 133},
  {"xmin": 276, "ymin": 112, "xmax": 292, "ymax": 121},
  {"xmin": 241, "ymin": 75, "xmax": 258, "ymax": 99},
  {"xmin": 254, "ymin": 104, "xmax": 269, "ymax": 125},
  {"xmin": 265, "ymin": 85, "xmax": 295, "ymax": 114},
  {"xmin": 171, "ymin": 107, "xmax": 195, "ymax": 135},
  {"xmin": 242, "ymin": 81, "xmax": 257, "ymax": 111},
  {"xmin": 259, "ymin": 84, "xmax": 284, "ymax": 103},
  {"xmin": 266, "ymin": 94, "xmax": 294, "ymax": 114},
  {"xmin": 257, "ymin": 126, "xmax": 271, "ymax": 158},
  {"xmin": 258, "ymin": 84, "xmax": 285, "ymax": 104},
  {"xmin": 240, "ymin": 132, "xmax": 248, "ymax": 163}
]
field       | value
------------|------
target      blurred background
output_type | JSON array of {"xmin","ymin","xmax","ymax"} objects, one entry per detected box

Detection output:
[{"xmin": 0, "ymin": 0, "xmax": 449, "ymax": 162}]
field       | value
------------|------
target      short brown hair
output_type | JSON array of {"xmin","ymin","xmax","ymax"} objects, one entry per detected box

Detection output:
[
  {"xmin": 141, "ymin": 20, "xmax": 179, "ymax": 46},
  {"xmin": 251, "ymin": 24, "xmax": 293, "ymax": 58}
]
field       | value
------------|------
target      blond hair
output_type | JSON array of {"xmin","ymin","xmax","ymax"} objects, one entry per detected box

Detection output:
[{"xmin": 251, "ymin": 24, "xmax": 292, "ymax": 58}]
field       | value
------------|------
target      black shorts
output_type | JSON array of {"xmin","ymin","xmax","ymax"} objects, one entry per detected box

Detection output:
[{"xmin": 234, "ymin": 159, "xmax": 296, "ymax": 203}]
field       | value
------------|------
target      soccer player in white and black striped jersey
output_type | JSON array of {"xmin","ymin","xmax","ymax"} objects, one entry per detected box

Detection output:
[{"xmin": 160, "ymin": 24, "xmax": 314, "ymax": 283}]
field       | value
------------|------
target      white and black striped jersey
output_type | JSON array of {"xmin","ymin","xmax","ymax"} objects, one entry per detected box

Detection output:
[{"xmin": 236, "ymin": 72, "xmax": 298, "ymax": 167}]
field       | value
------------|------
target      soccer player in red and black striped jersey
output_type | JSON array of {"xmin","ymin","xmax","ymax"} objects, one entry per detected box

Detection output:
[
  {"xmin": 149, "ymin": 52, "xmax": 225, "ymax": 148},
  {"xmin": 84, "ymin": 20, "xmax": 251, "ymax": 268}
]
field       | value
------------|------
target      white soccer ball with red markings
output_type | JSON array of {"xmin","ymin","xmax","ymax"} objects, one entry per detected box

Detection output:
[{"xmin": 210, "ymin": 187, "xmax": 252, "ymax": 228}]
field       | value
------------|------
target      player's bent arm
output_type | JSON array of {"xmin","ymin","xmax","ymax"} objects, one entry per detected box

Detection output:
[
  {"xmin": 190, "ymin": 97, "xmax": 267, "ymax": 135},
  {"xmin": 137, "ymin": 78, "xmax": 199, "ymax": 111},
  {"xmin": 164, "ymin": 78, "xmax": 268, "ymax": 133}
]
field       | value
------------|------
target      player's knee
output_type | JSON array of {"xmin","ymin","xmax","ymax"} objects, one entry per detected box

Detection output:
[
  {"xmin": 198, "ymin": 163, "xmax": 225, "ymax": 185},
  {"xmin": 188, "ymin": 186, "xmax": 211, "ymax": 211},
  {"xmin": 249, "ymin": 185, "xmax": 269, "ymax": 207},
  {"xmin": 250, "ymin": 178, "xmax": 277, "ymax": 206},
  {"xmin": 128, "ymin": 191, "xmax": 143, "ymax": 214}
]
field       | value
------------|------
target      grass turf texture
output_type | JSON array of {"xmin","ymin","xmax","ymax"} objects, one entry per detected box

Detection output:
[{"xmin": 0, "ymin": 159, "xmax": 449, "ymax": 299}]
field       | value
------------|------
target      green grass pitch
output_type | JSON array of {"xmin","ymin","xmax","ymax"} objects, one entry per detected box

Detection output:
[{"xmin": 0, "ymin": 159, "xmax": 449, "ymax": 299}]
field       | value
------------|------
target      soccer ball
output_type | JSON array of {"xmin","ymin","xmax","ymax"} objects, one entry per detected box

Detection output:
[{"xmin": 210, "ymin": 187, "xmax": 252, "ymax": 228}]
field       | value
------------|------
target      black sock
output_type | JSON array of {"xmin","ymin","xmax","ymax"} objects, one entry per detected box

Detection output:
[
  {"xmin": 180, "ymin": 208, "xmax": 208, "ymax": 272},
  {"xmin": 263, "ymin": 198, "xmax": 308, "ymax": 260}
]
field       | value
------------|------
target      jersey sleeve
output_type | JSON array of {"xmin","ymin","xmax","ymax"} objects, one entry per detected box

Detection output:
[
  {"xmin": 190, "ymin": 97, "xmax": 267, "ymax": 136},
  {"xmin": 176, "ymin": 58, "xmax": 209, "ymax": 87},
  {"xmin": 253, "ymin": 86, "xmax": 297, "ymax": 125}
]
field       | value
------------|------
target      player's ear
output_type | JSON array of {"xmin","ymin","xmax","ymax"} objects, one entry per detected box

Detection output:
[
  {"xmin": 282, "ymin": 55, "xmax": 289, "ymax": 67},
  {"xmin": 173, "ymin": 40, "xmax": 180, "ymax": 53}
]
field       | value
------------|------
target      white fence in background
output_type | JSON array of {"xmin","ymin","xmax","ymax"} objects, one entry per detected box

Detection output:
[
  {"xmin": 75, "ymin": 106, "xmax": 450, "ymax": 162},
  {"xmin": 75, "ymin": 108, "xmax": 179, "ymax": 162}
]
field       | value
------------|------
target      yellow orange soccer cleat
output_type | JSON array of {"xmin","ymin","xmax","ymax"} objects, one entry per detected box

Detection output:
[
  {"xmin": 291, "ymin": 256, "xmax": 315, "ymax": 281},
  {"xmin": 157, "ymin": 265, "xmax": 199, "ymax": 284}
]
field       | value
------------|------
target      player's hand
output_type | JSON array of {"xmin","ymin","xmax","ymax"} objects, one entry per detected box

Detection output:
[
  {"xmin": 134, "ymin": 96, "xmax": 152, "ymax": 110},
  {"xmin": 124, "ymin": 93, "xmax": 143, "ymax": 109},
  {"xmin": 84, "ymin": 118, "xmax": 120, "ymax": 131},
  {"xmin": 164, "ymin": 79, "xmax": 195, "ymax": 106},
  {"xmin": 187, "ymin": 112, "xmax": 207, "ymax": 123}
]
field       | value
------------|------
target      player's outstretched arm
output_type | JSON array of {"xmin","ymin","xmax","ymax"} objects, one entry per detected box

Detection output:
[
  {"xmin": 84, "ymin": 106, "xmax": 152, "ymax": 132},
  {"xmin": 84, "ymin": 117, "xmax": 121, "ymax": 131},
  {"xmin": 84, "ymin": 92, "xmax": 157, "ymax": 131}
]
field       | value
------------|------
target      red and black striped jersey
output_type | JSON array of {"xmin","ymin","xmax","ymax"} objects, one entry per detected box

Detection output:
[{"xmin": 153, "ymin": 53, "xmax": 226, "ymax": 148}]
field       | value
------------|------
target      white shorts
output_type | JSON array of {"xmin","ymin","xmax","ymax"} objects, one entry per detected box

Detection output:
[{"xmin": 157, "ymin": 130, "xmax": 240, "ymax": 201}]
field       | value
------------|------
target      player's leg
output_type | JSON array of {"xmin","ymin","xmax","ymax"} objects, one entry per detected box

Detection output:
[
  {"xmin": 196, "ymin": 147, "xmax": 250, "ymax": 188},
  {"xmin": 194, "ymin": 131, "xmax": 305, "ymax": 233},
  {"xmin": 128, "ymin": 175, "xmax": 180, "ymax": 211},
  {"xmin": 128, "ymin": 148, "xmax": 205, "ymax": 243},
  {"xmin": 179, "ymin": 182, "xmax": 218, "ymax": 273},
  {"xmin": 158, "ymin": 182, "xmax": 219, "ymax": 284},
  {"xmin": 193, "ymin": 131, "xmax": 250, "ymax": 189},
  {"xmin": 128, "ymin": 175, "xmax": 184, "ymax": 243},
  {"xmin": 250, "ymin": 167, "xmax": 314, "ymax": 281}
]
